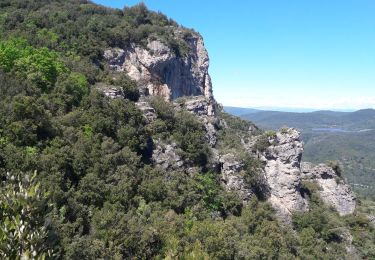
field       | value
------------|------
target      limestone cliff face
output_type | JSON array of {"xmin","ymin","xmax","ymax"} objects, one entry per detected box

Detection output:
[
  {"xmin": 254, "ymin": 128, "xmax": 356, "ymax": 219},
  {"xmin": 259, "ymin": 129, "xmax": 309, "ymax": 218},
  {"xmin": 104, "ymin": 32, "xmax": 214, "ymax": 115}
]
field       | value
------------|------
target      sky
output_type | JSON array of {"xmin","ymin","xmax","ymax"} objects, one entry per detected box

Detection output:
[{"xmin": 92, "ymin": 0, "xmax": 375, "ymax": 111}]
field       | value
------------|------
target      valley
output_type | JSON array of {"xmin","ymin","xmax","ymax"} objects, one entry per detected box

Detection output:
[{"xmin": 230, "ymin": 107, "xmax": 375, "ymax": 199}]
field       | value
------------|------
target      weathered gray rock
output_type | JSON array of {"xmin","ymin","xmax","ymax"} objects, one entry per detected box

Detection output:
[
  {"xmin": 152, "ymin": 141, "xmax": 184, "ymax": 171},
  {"xmin": 339, "ymin": 228, "xmax": 360, "ymax": 259},
  {"xmin": 301, "ymin": 162, "xmax": 356, "ymax": 216},
  {"xmin": 244, "ymin": 127, "xmax": 357, "ymax": 219},
  {"xmin": 259, "ymin": 128, "xmax": 308, "ymax": 219},
  {"xmin": 182, "ymin": 96, "xmax": 215, "ymax": 117},
  {"xmin": 104, "ymin": 32, "xmax": 213, "ymax": 106},
  {"xmin": 95, "ymin": 83, "xmax": 124, "ymax": 99},
  {"xmin": 219, "ymin": 153, "xmax": 253, "ymax": 202}
]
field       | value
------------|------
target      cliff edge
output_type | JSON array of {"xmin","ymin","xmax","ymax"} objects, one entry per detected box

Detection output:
[{"xmin": 101, "ymin": 27, "xmax": 356, "ymax": 221}]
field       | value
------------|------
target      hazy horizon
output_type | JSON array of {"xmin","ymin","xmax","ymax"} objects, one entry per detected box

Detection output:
[{"xmin": 93, "ymin": 0, "xmax": 375, "ymax": 110}]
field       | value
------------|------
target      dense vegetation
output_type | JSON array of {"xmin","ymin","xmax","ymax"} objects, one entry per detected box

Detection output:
[{"xmin": 1, "ymin": 0, "xmax": 374, "ymax": 258}]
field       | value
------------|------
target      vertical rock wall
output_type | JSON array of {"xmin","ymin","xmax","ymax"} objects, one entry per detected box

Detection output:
[{"xmin": 104, "ymin": 33, "xmax": 214, "ymax": 110}]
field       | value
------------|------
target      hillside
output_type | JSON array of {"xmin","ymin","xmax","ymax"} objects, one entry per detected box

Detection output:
[
  {"xmin": 238, "ymin": 108, "xmax": 375, "ymax": 199},
  {"xmin": 239, "ymin": 109, "xmax": 375, "ymax": 131},
  {"xmin": 0, "ymin": 1, "xmax": 374, "ymax": 259}
]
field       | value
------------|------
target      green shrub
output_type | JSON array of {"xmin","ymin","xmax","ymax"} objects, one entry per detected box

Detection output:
[
  {"xmin": 0, "ymin": 38, "xmax": 67, "ymax": 91},
  {"xmin": 326, "ymin": 160, "xmax": 343, "ymax": 178},
  {"xmin": 0, "ymin": 172, "xmax": 53, "ymax": 259},
  {"xmin": 253, "ymin": 134, "xmax": 271, "ymax": 152}
]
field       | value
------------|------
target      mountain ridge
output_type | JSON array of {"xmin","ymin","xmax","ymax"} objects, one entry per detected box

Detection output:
[{"xmin": 0, "ymin": 1, "xmax": 374, "ymax": 258}]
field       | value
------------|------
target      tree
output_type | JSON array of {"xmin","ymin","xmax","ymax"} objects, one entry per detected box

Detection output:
[{"xmin": 0, "ymin": 171, "xmax": 52, "ymax": 259}]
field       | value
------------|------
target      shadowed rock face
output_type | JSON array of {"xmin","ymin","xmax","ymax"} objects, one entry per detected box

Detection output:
[
  {"xmin": 301, "ymin": 162, "xmax": 356, "ymax": 216},
  {"xmin": 104, "ymin": 32, "xmax": 213, "ymax": 104}
]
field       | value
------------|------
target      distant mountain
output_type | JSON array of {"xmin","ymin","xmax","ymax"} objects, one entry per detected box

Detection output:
[
  {"xmin": 240, "ymin": 109, "xmax": 375, "ymax": 131},
  {"xmin": 223, "ymin": 106, "xmax": 260, "ymax": 116},
  {"xmin": 224, "ymin": 106, "xmax": 355, "ymax": 115}
]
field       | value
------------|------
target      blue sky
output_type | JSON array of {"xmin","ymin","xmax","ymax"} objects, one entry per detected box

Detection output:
[{"xmin": 93, "ymin": 0, "xmax": 375, "ymax": 110}]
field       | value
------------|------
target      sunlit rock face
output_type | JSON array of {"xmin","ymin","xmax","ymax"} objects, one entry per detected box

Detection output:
[
  {"xmin": 255, "ymin": 128, "xmax": 356, "ymax": 220},
  {"xmin": 301, "ymin": 162, "xmax": 356, "ymax": 216},
  {"xmin": 259, "ymin": 128, "xmax": 309, "ymax": 220},
  {"xmin": 104, "ymin": 32, "xmax": 213, "ymax": 112}
]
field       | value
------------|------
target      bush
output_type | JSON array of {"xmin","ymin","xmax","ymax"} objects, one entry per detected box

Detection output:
[
  {"xmin": 326, "ymin": 160, "xmax": 343, "ymax": 178},
  {"xmin": 253, "ymin": 134, "xmax": 271, "ymax": 152},
  {"xmin": 0, "ymin": 38, "xmax": 67, "ymax": 91},
  {"xmin": 108, "ymin": 74, "xmax": 139, "ymax": 101},
  {"xmin": 0, "ymin": 172, "xmax": 53, "ymax": 259}
]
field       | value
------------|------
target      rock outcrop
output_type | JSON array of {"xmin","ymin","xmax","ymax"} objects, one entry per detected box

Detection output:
[
  {"xmin": 102, "ymin": 28, "xmax": 357, "ymax": 220},
  {"xmin": 219, "ymin": 153, "xmax": 253, "ymax": 202},
  {"xmin": 95, "ymin": 83, "xmax": 124, "ymax": 99},
  {"xmin": 152, "ymin": 141, "xmax": 184, "ymax": 171},
  {"xmin": 104, "ymin": 31, "xmax": 217, "ymax": 144},
  {"xmin": 301, "ymin": 162, "xmax": 356, "ymax": 216},
  {"xmin": 249, "ymin": 128, "xmax": 356, "ymax": 219},
  {"xmin": 104, "ymin": 32, "xmax": 214, "ymax": 109},
  {"xmin": 368, "ymin": 215, "xmax": 375, "ymax": 227},
  {"xmin": 135, "ymin": 101, "xmax": 157, "ymax": 122},
  {"xmin": 259, "ymin": 129, "xmax": 308, "ymax": 218}
]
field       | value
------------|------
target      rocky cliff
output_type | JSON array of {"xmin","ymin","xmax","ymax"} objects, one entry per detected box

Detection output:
[
  {"xmin": 104, "ymin": 31, "xmax": 214, "ymax": 115},
  {"xmin": 255, "ymin": 128, "xmax": 356, "ymax": 220},
  {"xmin": 101, "ymin": 29, "xmax": 356, "ymax": 221},
  {"xmin": 258, "ymin": 129, "xmax": 309, "ymax": 219}
]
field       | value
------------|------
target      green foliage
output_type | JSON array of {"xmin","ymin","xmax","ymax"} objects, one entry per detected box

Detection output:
[
  {"xmin": 280, "ymin": 127, "xmax": 289, "ymax": 134},
  {"xmin": 253, "ymin": 134, "xmax": 271, "ymax": 152},
  {"xmin": 173, "ymin": 111, "xmax": 210, "ymax": 167},
  {"xmin": 107, "ymin": 73, "xmax": 140, "ymax": 101},
  {"xmin": 265, "ymin": 130, "xmax": 277, "ymax": 138},
  {"xmin": 292, "ymin": 181, "xmax": 375, "ymax": 259},
  {"xmin": 82, "ymin": 124, "xmax": 93, "ymax": 138},
  {"xmin": 0, "ymin": 38, "xmax": 67, "ymax": 91},
  {"xmin": 326, "ymin": 160, "xmax": 343, "ymax": 178},
  {"xmin": 344, "ymin": 214, "xmax": 375, "ymax": 258},
  {"xmin": 0, "ymin": 172, "xmax": 53, "ymax": 259},
  {"xmin": 149, "ymin": 97, "xmax": 210, "ymax": 167},
  {"xmin": 194, "ymin": 172, "xmax": 223, "ymax": 211},
  {"xmin": 216, "ymin": 109, "xmax": 260, "ymax": 155}
]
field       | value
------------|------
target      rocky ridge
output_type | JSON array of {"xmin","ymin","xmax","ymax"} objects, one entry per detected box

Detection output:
[{"xmin": 102, "ymin": 30, "xmax": 356, "ymax": 220}]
